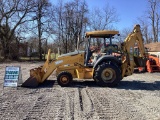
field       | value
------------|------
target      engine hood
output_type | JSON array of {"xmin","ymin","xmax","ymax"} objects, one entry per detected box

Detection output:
[{"xmin": 58, "ymin": 50, "xmax": 85, "ymax": 57}]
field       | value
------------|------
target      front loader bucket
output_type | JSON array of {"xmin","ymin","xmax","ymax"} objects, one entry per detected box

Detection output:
[
  {"xmin": 21, "ymin": 76, "xmax": 39, "ymax": 88},
  {"xmin": 21, "ymin": 67, "xmax": 45, "ymax": 88},
  {"xmin": 21, "ymin": 49, "xmax": 55, "ymax": 88}
]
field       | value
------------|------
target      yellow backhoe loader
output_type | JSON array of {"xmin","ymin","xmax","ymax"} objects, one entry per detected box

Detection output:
[{"xmin": 22, "ymin": 24, "xmax": 146, "ymax": 87}]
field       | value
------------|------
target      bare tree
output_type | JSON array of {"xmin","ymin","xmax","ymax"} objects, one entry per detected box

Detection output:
[
  {"xmin": 119, "ymin": 27, "xmax": 132, "ymax": 43},
  {"xmin": 0, "ymin": 0, "xmax": 36, "ymax": 59},
  {"xmin": 136, "ymin": 17, "xmax": 154, "ymax": 43},
  {"xmin": 31, "ymin": 0, "xmax": 52, "ymax": 60},
  {"xmin": 148, "ymin": 0, "xmax": 160, "ymax": 42},
  {"xmin": 51, "ymin": 0, "xmax": 65, "ymax": 54},
  {"xmin": 89, "ymin": 3, "xmax": 119, "ymax": 46},
  {"xmin": 52, "ymin": 0, "xmax": 88, "ymax": 54},
  {"xmin": 89, "ymin": 3, "xmax": 119, "ymax": 30},
  {"xmin": 89, "ymin": 8, "xmax": 103, "ymax": 30},
  {"xmin": 27, "ymin": 37, "xmax": 39, "ymax": 55},
  {"xmin": 65, "ymin": 0, "xmax": 88, "ymax": 52}
]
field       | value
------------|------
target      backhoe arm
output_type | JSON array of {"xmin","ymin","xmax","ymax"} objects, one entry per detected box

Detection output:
[{"xmin": 121, "ymin": 24, "xmax": 146, "ymax": 77}]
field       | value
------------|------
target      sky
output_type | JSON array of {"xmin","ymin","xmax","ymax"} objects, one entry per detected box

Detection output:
[
  {"xmin": 87, "ymin": 0, "xmax": 148, "ymax": 30},
  {"xmin": 53, "ymin": 0, "xmax": 148, "ymax": 31}
]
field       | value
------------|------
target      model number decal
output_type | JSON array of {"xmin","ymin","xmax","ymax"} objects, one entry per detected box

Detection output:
[{"xmin": 55, "ymin": 60, "xmax": 63, "ymax": 65}]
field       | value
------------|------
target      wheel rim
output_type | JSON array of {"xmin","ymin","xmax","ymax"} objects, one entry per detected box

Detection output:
[
  {"xmin": 101, "ymin": 68, "xmax": 116, "ymax": 83},
  {"xmin": 60, "ymin": 75, "xmax": 69, "ymax": 84}
]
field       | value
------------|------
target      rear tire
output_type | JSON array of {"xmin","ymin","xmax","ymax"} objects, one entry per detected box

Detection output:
[
  {"xmin": 57, "ymin": 71, "xmax": 73, "ymax": 87},
  {"xmin": 94, "ymin": 63, "xmax": 121, "ymax": 87}
]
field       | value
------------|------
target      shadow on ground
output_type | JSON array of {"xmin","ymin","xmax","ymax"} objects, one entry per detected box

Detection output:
[
  {"xmin": 25, "ymin": 79, "xmax": 160, "ymax": 91},
  {"xmin": 71, "ymin": 80, "xmax": 99, "ymax": 88},
  {"xmin": 38, "ymin": 80, "xmax": 56, "ymax": 88},
  {"xmin": 117, "ymin": 80, "xmax": 160, "ymax": 91},
  {"xmin": 38, "ymin": 80, "xmax": 99, "ymax": 88}
]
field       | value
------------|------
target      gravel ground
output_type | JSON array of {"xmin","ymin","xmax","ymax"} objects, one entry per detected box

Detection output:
[{"xmin": 0, "ymin": 62, "xmax": 160, "ymax": 120}]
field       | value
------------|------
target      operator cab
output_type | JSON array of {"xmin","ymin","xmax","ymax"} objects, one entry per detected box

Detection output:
[
  {"xmin": 101, "ymin": 44, "xmax": 119, "ymax": 55},
  {"xmin": 85, "ymin": 30, "xmax": 119, "ymax": 66}
]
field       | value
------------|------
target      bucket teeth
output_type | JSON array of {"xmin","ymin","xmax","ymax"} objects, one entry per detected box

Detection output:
[{"xmin": 21, "ymin": 76, "xmax": 39, "ymax": 88}]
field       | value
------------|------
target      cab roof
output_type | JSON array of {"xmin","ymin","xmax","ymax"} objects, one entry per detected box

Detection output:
[{"xmin": 85, "ymin": 30, "xmax": 119, "ymax": 38}]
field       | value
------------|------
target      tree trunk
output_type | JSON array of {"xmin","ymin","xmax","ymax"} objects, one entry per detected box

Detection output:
[
  {"xmin": 38, "ymin": 3, "xmax": 42, "ymax": 60},
  {"xmin": 4, "ymin": 50, "xmax": 9, "ymax": 59},
  {"xmin": 3, "ymin": 45, "xmax": 10, "ymax": 59}
]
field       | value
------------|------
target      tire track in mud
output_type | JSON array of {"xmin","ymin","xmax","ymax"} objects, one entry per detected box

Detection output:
[
  {"xmin": 0, "ymin": 99, "xmax": 12, "ymax": 119},
  {"xmin": 117, "ymin": 89, "xmax": 160, "ymax": 119},
  {"xmin": 83, "ymin": 88, "xmax": 146, "ymax": 120},
  {"xmin": 79, "ymin": 88, "xmax": 96, "ymax": 120},
  {"xmin": 64, "ymin": 91, "xmax": 75, "ymax": 120},
  {"xmin": 89, "ymin": 87, "xmax": 160, "ymax": 120},
  {"xmin": 88, "ymin": 88, "xmax": 121, "ymax": 120},
  {"xmin": 23, "ymin": 89, "xmax": 65, "ymax": 120},
  {"xmin": 0, "ymin": 90, "xmax": 36, "ymax": 120},
  {"xmin": 0, "ymin": 91, "xmax": 16, "ymax": 119},
  {"xmin": 78, "ymin": 88, "xmax": 83, "ymax": 111},
  {"xmin": 0, "ymin": 87, "xmax": 80, "ymax": 120},
  {"xmin": 24, "ymin": 94, "xmax": 48, "ymax": 120},
  {"xmin": 127, "ymin": 91, "xmax": 160, "ymax": 119},
  {"xmin": 22, "ymin": 88, "xmax": 81, "ymax": 120}
]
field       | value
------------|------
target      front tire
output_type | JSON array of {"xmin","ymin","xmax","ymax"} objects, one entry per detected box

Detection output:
[
  {"xmin": 94, "ymin": 63, "xmax": 121, "ymax": 87},
  {"xmin": 57, "ymin": 71, "xmax": 73, "ymax": 87}
]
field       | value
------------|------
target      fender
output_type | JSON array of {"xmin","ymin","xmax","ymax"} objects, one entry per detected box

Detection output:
[{"xmin": 93, "ymin": 55, "xmax": 121, "ymax": 69}]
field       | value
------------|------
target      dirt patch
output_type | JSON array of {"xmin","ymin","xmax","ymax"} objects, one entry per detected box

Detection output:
[{"xmin": 0, "ymin": 62, "xmax": 160, "ymax": 120}]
